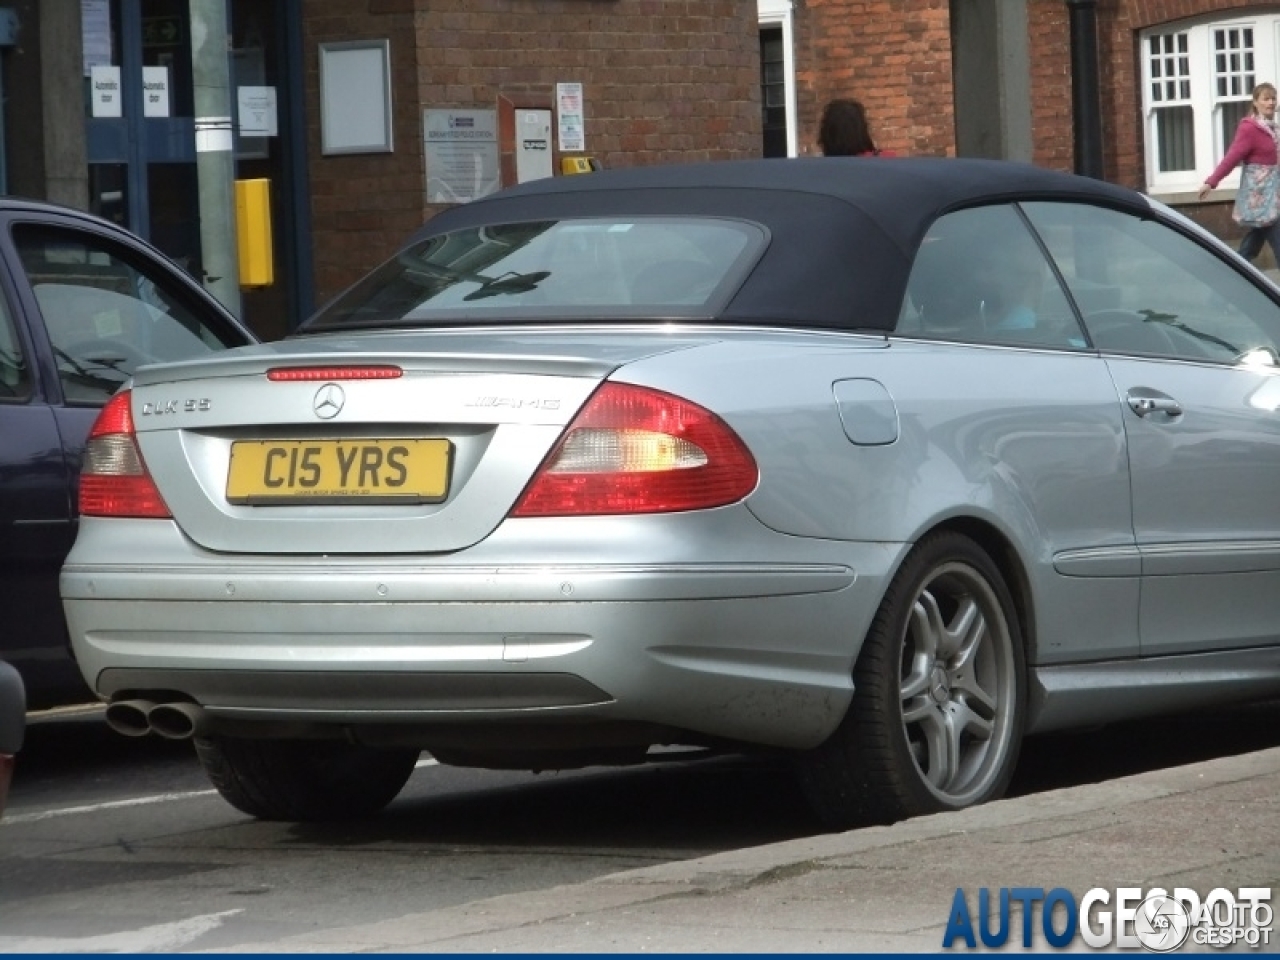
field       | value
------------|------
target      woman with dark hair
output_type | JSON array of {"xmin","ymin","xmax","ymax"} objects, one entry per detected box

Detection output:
[
  {"xmin": 818, "ymin": 98, "xmax": 885, "ymax": 157},
  {"xmin": 1199, "ymin": 81, "xmax": 1280, "ymax": 264}
]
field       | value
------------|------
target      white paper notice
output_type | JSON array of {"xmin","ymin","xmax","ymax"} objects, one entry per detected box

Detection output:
[
  {"xmin": 81, "ymin": 0, "xmax": 112, "ymax": 75},
  {"xmin": 238, "ymin": 86, "xmax": 279, "ymax": 137},
  {"xmin": 142, "ymin": 66, "xmax": 170, "ymax": 117},
  {"xmin": 556, "ymin": 82, "xmax": 585, "ymax": 153},
  {"xmin": 90, "ymin": 64, "xmax": 122, "ymax": 118}
]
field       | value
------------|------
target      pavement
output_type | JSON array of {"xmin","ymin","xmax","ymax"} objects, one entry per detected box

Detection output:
[{"xmin": 212, "ymin": 745, "xmax": 1280, "ymax": 954}]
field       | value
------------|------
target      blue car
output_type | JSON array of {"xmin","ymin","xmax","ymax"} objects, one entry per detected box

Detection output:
[
  {"xmin": 0, "ymin": 198, "xmax": 255, "ymax": 708},
  {"xmin": 0, "ymin": 660, "xmax": 22, "ymax": 817}
]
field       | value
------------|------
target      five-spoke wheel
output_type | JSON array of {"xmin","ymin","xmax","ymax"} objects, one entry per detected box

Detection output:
[{"xmin": 797, "ymin": 531, "xmax": 1026, "ymax": 828}]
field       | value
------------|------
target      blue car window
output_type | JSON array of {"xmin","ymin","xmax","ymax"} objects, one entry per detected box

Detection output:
[
  {"xmin": 1024, "ymin": 201, "xmax": 1280, "ymax": 364},
  {"xmin": 899, "ymin": 205, "xmax": 1087, "ymax": 350},
  {"xmin": 0, "ymin": 289, "xmax": 30, "ymax": 400},
  {"xmin": 305, "ymin": 217, "xmax": 767, "ymax": 330},
  {"xmin": 15, "ymin": 225, "xmax": 235, "ymax": 404}
]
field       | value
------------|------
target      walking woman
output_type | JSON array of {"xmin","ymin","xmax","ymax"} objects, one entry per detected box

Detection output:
[{"xmin": 1199, "ymin": 82, "xmax": 1280, "ymax": 263}]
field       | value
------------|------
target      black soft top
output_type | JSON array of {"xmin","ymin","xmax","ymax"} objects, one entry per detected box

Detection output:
[{"xmin": 412, "ymin": 157, "xmax": 1151, "ymax": 331}]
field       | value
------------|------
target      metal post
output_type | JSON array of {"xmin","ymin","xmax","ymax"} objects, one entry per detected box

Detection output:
[
  {"xmin": 122, "ymin": 0, "xmax": 149, "ymax": 233},
  {"xmin": 189, "ymin": 0, "xmax": 241, "ymax": 314},
  {"xmin": 277, "ymin": 0, "xmax": 314, "ymax": 325},
  {"xmin": 1066, "ymin": 0, "xmax": 1104, "ymax": 179}
]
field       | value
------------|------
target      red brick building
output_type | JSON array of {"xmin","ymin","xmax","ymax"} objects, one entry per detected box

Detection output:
[
  {"xmin": 302, "ymin": 0, "xmax": 764, "ymax": 307},
  {"xmin": 759, "ymin": 0, "xmax": 1280, "ymax": 262},
  {"xmin": 6, "ymin": 2, "xmax": 1276, "ymax": 338},
  {"xmin": 7, "ymin": 1, "xmax": 768, "ymax": 335}
]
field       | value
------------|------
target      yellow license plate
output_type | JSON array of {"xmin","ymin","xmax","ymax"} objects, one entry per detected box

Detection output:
[{"xmin": 226, "ymin": 439, "xmax": 453, "ymax": 504}]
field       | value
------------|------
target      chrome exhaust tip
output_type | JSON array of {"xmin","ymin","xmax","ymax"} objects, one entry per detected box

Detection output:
[
  {"xmin": 104, "ymin": 699, "xmax": 155, "ymax": 738},
  {"xmin": 147, "ymin": 702, "xmax": 209, "ymax": 741}
]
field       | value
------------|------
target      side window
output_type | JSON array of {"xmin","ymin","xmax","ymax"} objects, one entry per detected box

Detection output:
[
  {"xmin": 897, "ymin": 205, "xmax": 1085, "ymax": 349},
  {"xmin": 14, "ymin": 224, "xmax": 239, "ymax": 404},
  {"xmin": 1023, "ymin": 202, "xmax": 1280, "ymax": 364},
  {"xmin": 0, "ymin": 290, "xmax": 31, "ymax": 400}
]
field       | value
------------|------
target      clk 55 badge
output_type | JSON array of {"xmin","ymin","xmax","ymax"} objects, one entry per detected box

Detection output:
[{"xmin": 141, "ymin": 399, "xmax": 211, "ymax": 416}]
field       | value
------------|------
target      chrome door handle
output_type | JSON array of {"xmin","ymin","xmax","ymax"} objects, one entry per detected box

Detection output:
[{"xmin": 1126, "ymin": 392, "xmax": 1183, "ymax": 417}]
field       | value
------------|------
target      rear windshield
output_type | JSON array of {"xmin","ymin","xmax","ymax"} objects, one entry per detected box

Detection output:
[{"xmin": 303, "ymin": 217, "xmax": 766, "ymax": 331}]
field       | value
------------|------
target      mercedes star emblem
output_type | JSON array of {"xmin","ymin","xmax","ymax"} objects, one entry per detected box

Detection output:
[{"xmin": 313, "ymin": 383, "xmax": 345, "ymax": 419}]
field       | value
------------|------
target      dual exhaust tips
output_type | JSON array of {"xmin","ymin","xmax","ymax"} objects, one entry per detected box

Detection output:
[{"xmin": 105, "ymin": 699, "xmax": 209, "ymax": 740}]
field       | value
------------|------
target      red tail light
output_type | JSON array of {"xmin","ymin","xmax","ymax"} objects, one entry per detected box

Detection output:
[
  {"xmin": 512, "ymin": 382, "xmax": 758, "ymax": 517},
  {"xmin": 79, "ymin": 391, "xmax": 172, "ymax": 519}
]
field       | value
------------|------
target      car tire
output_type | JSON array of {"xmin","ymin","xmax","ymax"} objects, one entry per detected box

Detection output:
[
  {"xmin": 796, "ymin": 530, "xmax": 1026, "ymax": 828},
  {"xmin": 194, "ymin": 736, "xmax": 419, "ymax": 822}
]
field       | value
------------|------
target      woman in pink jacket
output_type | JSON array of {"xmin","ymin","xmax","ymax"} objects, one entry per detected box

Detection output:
[{"xmin": 1199, "ymin": 82, "xmax": 1280, "ymax": 263}]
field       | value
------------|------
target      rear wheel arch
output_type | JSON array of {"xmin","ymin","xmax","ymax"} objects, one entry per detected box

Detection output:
[{"xmin": 931, "ymin": 516, "xmax": 1037, "ymax": 664}]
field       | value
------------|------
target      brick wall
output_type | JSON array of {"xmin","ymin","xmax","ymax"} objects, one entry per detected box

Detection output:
[
  {"xmin": 304, "ymin": 0, "xmax": 761, "ymax": 305},
  {"xmin": 1028, "ymin": 0, "xmax": 1074, "ymax": 173},
  {"xmin": 302, "ymin": 0, "xmax": 1269, "ymax": 305},
  {"xmin": 792, "ymin": 0, "xmax": 1256, "ymax": 191},
  {"xmin": 794, "ymin": 0, "xmax": 956, "ymax": 157},
  {"xmin": 303, "ymin": 0, "xmax": 423, "ymax": 306},
  {"xmin": 791, "ymin": 0, "xmax": 1093, "ymax": 169},
  {"xmin": 1028, "ymin": 0, "xmax": 1150, "ymax": 183},
  {"xmin": 794, "ymin": 0, "xmax": 1260, "ymax": 258}
]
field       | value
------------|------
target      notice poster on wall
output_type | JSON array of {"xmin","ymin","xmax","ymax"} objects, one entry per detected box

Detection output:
[
  {"xmin": 424, "ymin": 109, "xmax": 499, "ymax": 203},
  {"xmin": 238, "ymin": 86, "xmax": 278, "ymax": 137},
  {"xmin": 556, "ymin": 82, "xmax": 585, "ymax": 153},
  {"xmin": 81, "ymin": 0, "xmax": 112, "ymax": 75}
]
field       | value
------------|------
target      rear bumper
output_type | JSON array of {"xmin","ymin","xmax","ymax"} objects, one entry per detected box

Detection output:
[
  {"xmin": 65, "ymin": 572, "xmax": 867, "ymax": 749},
  {"xmin": 62, "ymin": 516, "xmax": 907, "ymax": 750}
]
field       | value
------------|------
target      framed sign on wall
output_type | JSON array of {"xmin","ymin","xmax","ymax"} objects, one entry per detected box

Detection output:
[{"xmin": 319, "ymin": 39, "xmax": 393, "ymax": 155}]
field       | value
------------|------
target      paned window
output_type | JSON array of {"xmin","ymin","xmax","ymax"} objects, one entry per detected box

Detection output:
[
  {"xmin": 1142, "ymin": 13, "xmax": 1280, "ymax": 194},
  {"xmin": 757, "ymin": 0, "xmax": 796, "ymax": 157},
  {"xmin": 1148, "ymin": 32, "xmax": 1194, "ymax": 173},
  {"xmin": 760, "ymin": 27, "xmax": 787, "ymax": 158},
  {"xmin": 1213, "ymin": 26, "xmax": 1255, "ymax": 154}
]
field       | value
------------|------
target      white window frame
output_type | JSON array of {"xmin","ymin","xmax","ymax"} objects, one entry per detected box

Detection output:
[
  {"xmin": 1142, "ymin": 11, "xmax": 1280, "ymax": 198},
  {"xmin": 757, "ymin": 0, "xmax": 797, "ymax": 157}
]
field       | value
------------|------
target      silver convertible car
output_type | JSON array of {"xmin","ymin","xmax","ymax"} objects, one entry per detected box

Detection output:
[{"xmin": 62, "ymin": 158, "xmax": 1280, "ymax": 825}]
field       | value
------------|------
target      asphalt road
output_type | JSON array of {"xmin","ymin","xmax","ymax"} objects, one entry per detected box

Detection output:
[{"xmin": 3, "ymin": 698, "xmax": 1279, "ymax": 952}]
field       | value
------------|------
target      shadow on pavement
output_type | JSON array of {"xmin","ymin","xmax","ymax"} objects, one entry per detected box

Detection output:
[
  {"xmin": 1010, "ymin": 697, "xmax": 1280, "ymax": 797},
  {"xmin": 13, "ymin": 697, "xmax": 1280, "ymax": 850}
]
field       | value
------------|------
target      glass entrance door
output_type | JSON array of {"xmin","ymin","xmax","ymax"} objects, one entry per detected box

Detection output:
[
  {"xmin": 82, "ymin": 0, "xmax": 311, "ymax": 337},
  {"xmin": 83, "ymin": 0, "xmax": 202, "ymax": 275}
]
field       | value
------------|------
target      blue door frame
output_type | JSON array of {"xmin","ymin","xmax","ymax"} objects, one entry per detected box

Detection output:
[
  {"xmin": 83, "ymin": 0, "xmax": 314, "ymax": 328},
  {"xmin": 84, "ymin": 0, "xmax": 199, "ymax": 243}
]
